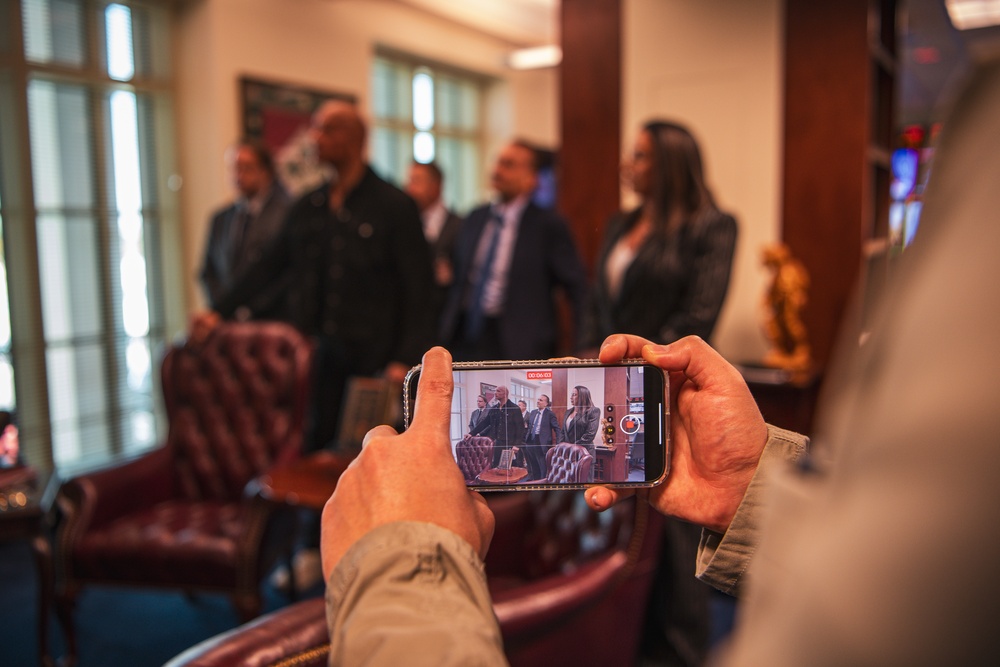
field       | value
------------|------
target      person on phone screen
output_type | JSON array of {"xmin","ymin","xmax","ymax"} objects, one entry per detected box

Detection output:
[
  {"xmin": 466, "ymin": 385, "xmax": 526, "ymax": 469},
  {"xmin": 562, "ymin": 385, "xmax": 600, "ymax": 481},
  {"xmin": 468, "ymin": 394, "xmax": 487, "ymax": 433},
  {"xmin": 523, "ymin": 394, "xmax": 563, "ymax": 481},
  {"xmin": 320, "ymin": 59, "xmax": 1000, "ymax": 666}
]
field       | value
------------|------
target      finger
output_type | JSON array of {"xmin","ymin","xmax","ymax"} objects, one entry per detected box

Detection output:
[
  {"xmin": 599, "ymin": 334, "xmax": 654, "ymax": 363},
  {"xmin": 584, "ymin": 485, "xmax": 636, "ymax": 512},
  {"xmin": 409, "ymin": 347, "xmax": 455, "ymax": 442},
  {"xmin": 361, "ymin": 424, "xmax": 398, "ymax": 448},
  {"xmin": 640, "ymin": 336, "xmax": 734, "ymax": 388}
]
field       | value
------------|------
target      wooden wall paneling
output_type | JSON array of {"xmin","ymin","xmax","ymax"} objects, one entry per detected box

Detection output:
[
  {"xmin": 559, "ymin": 0, "xmax": 622, "ymax": 272},
  {"xmin": 782, "ymin": 0, "xmax": 873, "ymax": 369}
]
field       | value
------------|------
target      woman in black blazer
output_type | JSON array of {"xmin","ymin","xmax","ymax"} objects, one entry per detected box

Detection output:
[
  {"xmin": 583, "ymin": 120, "xmax": 737, "ymax": 350},
  {"xmin": 582, "ymin": 120, "xmax": 737, "ymax": 666},
  {"xmin": 562, "ymin": 385, "xmax": 600, "ymax": 480}
]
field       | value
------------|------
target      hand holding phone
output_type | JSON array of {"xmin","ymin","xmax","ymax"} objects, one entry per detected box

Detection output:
[
  {"xmin": 586, "ymin": 335, "xmax": 769, "ymax": 534},
  {"xmin": 321, "ymin": 347, "xmax": 494, "ymax": 580},
  {"xmin": 404, "ymin": 357, "xmax": 669, "ymax": 491}
]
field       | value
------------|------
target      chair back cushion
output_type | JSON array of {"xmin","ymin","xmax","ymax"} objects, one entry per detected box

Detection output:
[
  {"xmin": 163, "ymin": 322, "xmax": 312, "ymax": 502},
  {"xmin": 544, "ymin": 443, "xmax": 593, "ymax": 484},
  {"xmin": 455, "ymin": 436, "xmax": 493, "ymax": 482}
]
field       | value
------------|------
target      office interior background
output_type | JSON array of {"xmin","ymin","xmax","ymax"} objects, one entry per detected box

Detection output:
[{"xmin": 1, "ymin": 0, "xmax": 996, "ymax": 516}]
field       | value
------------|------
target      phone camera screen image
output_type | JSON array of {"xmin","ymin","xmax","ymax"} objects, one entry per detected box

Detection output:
[{"xmin": 405, "ymin": 360, "xmax": 668, "ymax": 490}]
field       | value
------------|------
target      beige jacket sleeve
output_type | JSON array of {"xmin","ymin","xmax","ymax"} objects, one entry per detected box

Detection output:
[
  {"xmin": 325, "ymin": 521, "xmax": 509, "ymax": 667},
  {"xmin": 695, "ymin": 425, "xmax": 809, "ymax": 597}
]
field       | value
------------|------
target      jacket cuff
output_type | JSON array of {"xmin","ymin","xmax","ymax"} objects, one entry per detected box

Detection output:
[{"xmin": 695, "ymin": 425, "xmax": 809, "ymax": 596}]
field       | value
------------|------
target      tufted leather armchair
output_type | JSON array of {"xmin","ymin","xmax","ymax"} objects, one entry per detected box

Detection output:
[
  {"xmin": 166, "ymin": 490, "xmax": 664, "ymax": 667},
  {"xmin": 54, "ymin": 322, "xmax": 313, "ymax": 664},
  {"xmin": 455, "ymin": 435, "xmax": 493, "ymax": 482},
  {"xmin": 539, "ymin": 442, "xmax": 593, "ymax": 484}
]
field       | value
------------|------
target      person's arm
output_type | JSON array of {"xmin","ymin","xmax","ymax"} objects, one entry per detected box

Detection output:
[
  {"xmin": 546, "ymin": 214, "xmax": 590, "ymax": 352},
  {"xmin": 580, "ymin": 407, "xmax": 601, "ymax": 444},
  {"xmin": 695, "ymin": 424, "xmax": 807, "ymax": 596},
  {"xmin": 549, "ymin": 410, "xmax": 564, "ymax": 444},
  {"xmin": 326, "ymin": 522, "xmax": 505, "ymax": 666},
  {"xmin": 322, "ymin": 347, "xmax": 505, "ymax": 666},
  {"xmin": 386, "ymin": 195, "xmax": 436, "ymax": 371},
  {"xmin": 658, "ymin": 213, "xmax": 737, "ymax": 342}
]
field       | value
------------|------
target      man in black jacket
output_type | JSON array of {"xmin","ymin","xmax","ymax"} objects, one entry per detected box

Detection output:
[{"xmin": 215, "ymin": 101, "xmax": 434, "ymax": 450}]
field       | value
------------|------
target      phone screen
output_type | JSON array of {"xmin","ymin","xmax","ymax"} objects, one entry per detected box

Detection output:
[{"xmin": 405, "ymin": 360, "xmax": 668, "ymax": 490}]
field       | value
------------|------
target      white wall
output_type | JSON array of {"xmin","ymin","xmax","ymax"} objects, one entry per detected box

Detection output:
[
  {"xmin": 623, "ymin": 0, "xmax": 784, "ymax": 363},
  {"xmin": 173, "ymin": 0, "xmax": 558, "ymax": 313}
]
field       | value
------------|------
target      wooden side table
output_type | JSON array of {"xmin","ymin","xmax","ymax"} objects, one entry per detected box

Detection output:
[
  {"xmin": 255, "ymin": 451, "xmax": 354, "ymax": 512},
  {"xmin": 476, "ymin": 467, "xmax": 528, "ymax": 485},
  {"xmin": 0, "ymin": 466, "xmax": 54, "ymax": 667}
]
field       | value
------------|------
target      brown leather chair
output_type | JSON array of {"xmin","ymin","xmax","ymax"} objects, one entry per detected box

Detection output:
[
  {"xmin": 54, "ymin": 322, "xmax": 313, "ymax": 664},
  {"xmin": 166, "ymin": 490, "xmax": 664, "ymax": 667},
  {"xmin": 456, "ymin": 435, "xmax": 493, "ymax": 482},
  {"xmin": 539, "ymin": 442, "xmax": 593, "ymax": 484}
]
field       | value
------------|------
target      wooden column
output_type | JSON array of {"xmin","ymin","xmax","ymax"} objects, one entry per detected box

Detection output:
[
  {"xmin": 559, "ymin": 0, "xmax": 622, "ymax": 272},
  {"xmin": 782, "ymin": 0, "xmax": 896, "ymax": 368}
]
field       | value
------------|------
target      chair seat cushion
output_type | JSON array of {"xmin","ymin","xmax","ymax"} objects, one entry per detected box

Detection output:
[{"xmin": 73, "ymin": 500, "xmax": 246, "ymax": 587}]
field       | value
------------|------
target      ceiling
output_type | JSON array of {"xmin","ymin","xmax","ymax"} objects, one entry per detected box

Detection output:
[
  {"xmin": 391, "ymin": 0, "xmax": 557, "ymax": 47},
  {"xmin": 900, "ymin": 0, "xmax": 1000, "ymax": 126},
  {"xmin": 393, "ymin": 0, "xmax": 1000, "ymax": 128}
]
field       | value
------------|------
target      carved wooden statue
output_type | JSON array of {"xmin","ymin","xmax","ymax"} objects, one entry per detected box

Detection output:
[{"xmin": 762, "ymin": 243, "xmax": 812, "ymax": 371}]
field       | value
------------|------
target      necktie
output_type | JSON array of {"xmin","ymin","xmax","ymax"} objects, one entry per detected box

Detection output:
[
  {"xmin": 464, "ymin": 211, "xmax": 502, "ymax": 340},
  {"xmin": 532, "ymin": 410, "xmax": 542, "ymax": 436}
]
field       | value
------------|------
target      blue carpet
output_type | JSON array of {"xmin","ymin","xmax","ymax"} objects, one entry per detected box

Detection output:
[{"xmin": 0, "ymin": 541, "xmax": 321, "ymax": 667}]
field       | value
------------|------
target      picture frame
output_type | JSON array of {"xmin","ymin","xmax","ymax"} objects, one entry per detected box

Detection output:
[
  {"xmin": 240, "ymin": 76, "xmax": 356, "ymax": 195},
  {"xmin": 480, "ymin": 382, "xmax": 497, "ymax": 404}
]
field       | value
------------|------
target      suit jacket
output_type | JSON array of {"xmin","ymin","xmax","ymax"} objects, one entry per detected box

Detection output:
[
  {"xmin": 199, "ymin": 184, "xmax": 292, "ymax": 314},
  {"xmin": 440, "ymin": 202, "xmax": 588, "ymax": 359},
  {"xmin": 526, "ymin": 407, "xmax": 563, "ymax": 446},
  {"xmin": 563, "ymin": 406, "xmax": 600, "ymax": 446},
  {"xmin": 583, "ymin": 208, "xmax": 737, "ymax": 348},
  {"xmin": 433, "ymin": 210, "xmax": 463, "ymax": 264},
  {"xmin": 468, "ymin": 408, "xmax": 485, "ymax": 433},
  {"xmin": 468, "ymin": 399, "xmax": 525, "ymax": 449}
]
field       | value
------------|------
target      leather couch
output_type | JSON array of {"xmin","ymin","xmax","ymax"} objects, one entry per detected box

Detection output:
[{"xmin": 166, "ymin": 489, "xmax": 664, "ymax": 667}]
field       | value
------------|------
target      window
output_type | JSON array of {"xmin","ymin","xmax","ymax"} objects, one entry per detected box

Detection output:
[
  {"xmin": 0, "ymin": 0, "xmax": 177, "ymax": 474},
  {"xmin": 371, "ymin": 51, "xmax": 487, "ymax": 215}
]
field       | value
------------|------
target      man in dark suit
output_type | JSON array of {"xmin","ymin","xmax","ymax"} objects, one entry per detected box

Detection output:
[
  {"xmin": 199, "ymin": 140, "xmax": 291, "ymax": 317},
  {"xmin": 523, "ymin": 394, "xmax": 563, "ymax": 481},
  {"xmin": 466, "ymin": 385, "xmax": 526, "ymax": 468},
  {"xmin": 440, "ymin": 140, "xmax": 588, "ymax": 361},
  {"xmin": 405, "ymin": 160, "xmax": 463, "ymax": 330}
]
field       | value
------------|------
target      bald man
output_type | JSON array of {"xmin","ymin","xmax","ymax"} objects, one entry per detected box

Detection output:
[{"xmin": 215, "ymin": 101, "xmax": 435, "ymax": 450}]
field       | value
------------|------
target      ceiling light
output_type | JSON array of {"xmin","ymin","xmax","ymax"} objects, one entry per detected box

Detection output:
[
  {"xmin": 946, "ymin": 0, "xmax": 1000, "ymax": 30},
  {"xmin": 506, "ymin": 45, "xmax": 562, "ymax": 70}
]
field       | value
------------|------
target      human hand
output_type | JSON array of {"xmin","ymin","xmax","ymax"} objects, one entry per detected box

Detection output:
[
  {"xmin": 321, "ymin": 347, "xmax": 495, "ymax": 582},
  {"xmin": 382, "ymin": 361, "xmax": 410, "ymax": 385},
  {"xmin": 585, "ymin": 335, "xmax": 768, "ymax": 534},
  {"xmin": 188, "ymin": 310, "xmax": 221, "ymax": 346}
]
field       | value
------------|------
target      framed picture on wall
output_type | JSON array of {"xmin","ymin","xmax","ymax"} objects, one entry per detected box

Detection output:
[
  {"xmin": 480, "ymin": 383, "xmax": 497, "ymax": 405},
  {"xmin": 240, "ymin": 76, "xmax": 356, "ymax": 195}
]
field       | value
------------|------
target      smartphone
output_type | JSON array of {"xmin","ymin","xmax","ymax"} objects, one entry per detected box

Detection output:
[{"xmin": 403, "ymin": 358, "xmax": 668, "ymax": 491}]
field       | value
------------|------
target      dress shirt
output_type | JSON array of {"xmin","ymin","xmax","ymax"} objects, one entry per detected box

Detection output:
[
  {"xmin": 421, "ymin": 199, "xmax": 449, "ymax": 244},
  {"xmin": 477, "ymin": 195, "xmax": 528, "ymax": 317}
]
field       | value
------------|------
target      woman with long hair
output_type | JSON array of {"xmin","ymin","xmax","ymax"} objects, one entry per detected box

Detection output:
[
  {"xmin": 562, "ymin": 385, "xmax": 600, "ymax": 480},
  {"xmin": 583, "ymin": 120, "xmax": 737, "ymax": 349},
  {"xmin": 583, "ymin": 120, "xmax": 738, "ymax": 667}
]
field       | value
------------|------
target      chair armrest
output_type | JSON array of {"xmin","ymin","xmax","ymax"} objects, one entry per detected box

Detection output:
[
  {"xmin": 491, "ymin": 550, "xmax": 628, "ymax": 637},
  {"xmin": 164, "ymin": 597, "xmax": 329, "ymax": 667},
  {"xmin": 57, "ymin": 446, "xmax": 175, "ymax": 533}
]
